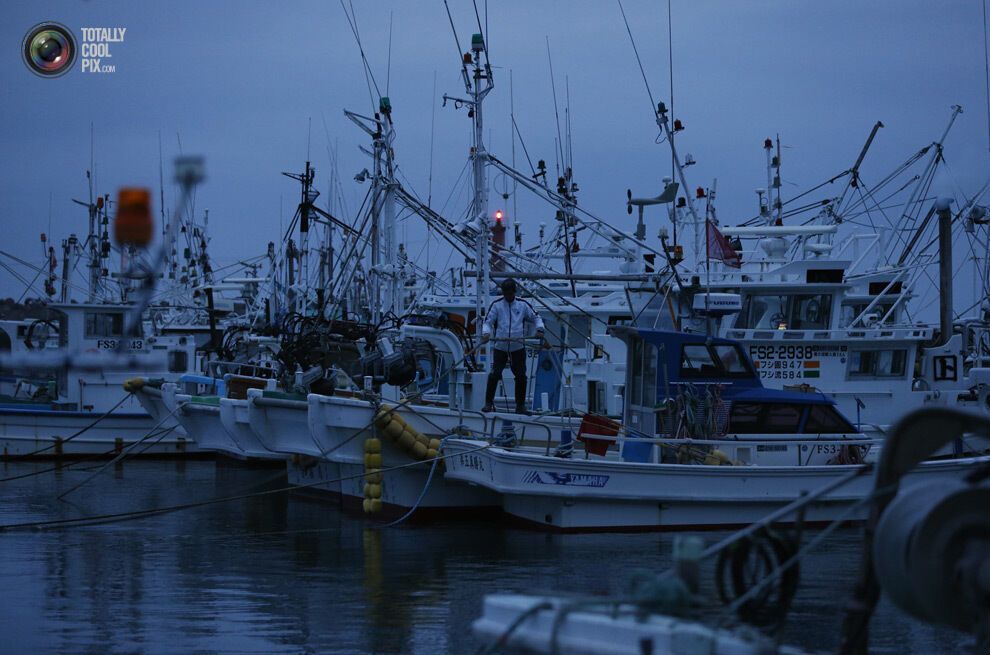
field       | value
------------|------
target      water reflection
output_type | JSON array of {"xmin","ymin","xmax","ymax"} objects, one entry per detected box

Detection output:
[{"xmin": 0, "ymin": 460, "xmax": 969, "ymax": 654}]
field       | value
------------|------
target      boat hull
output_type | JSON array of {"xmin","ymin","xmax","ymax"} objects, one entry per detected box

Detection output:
[
  {"xmin": 219, "ymin": 398, "xmax": 283, "ymax": 460},
  {"xmin": 443, "ymin": 440, "xmax": 990, "ymax": 531},
  {"xmin": 0, "ymin": 407, "xmax": 197, "ymax": 459}
]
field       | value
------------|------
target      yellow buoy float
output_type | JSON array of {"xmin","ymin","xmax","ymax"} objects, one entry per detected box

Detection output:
[
  {"xmin": 362, "ymin": 437, "xmax": 384, "ymax": 514},
  {"xmin": 374, "ymin": 405, "xmax": 443, "ymax": 466}
]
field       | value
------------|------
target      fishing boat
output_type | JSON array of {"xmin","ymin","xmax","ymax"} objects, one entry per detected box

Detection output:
[
  {"xmin": 0, "ymin": 301, "xmax": 198, "ymax": 458},
  {"xmin": 443, "ymin": 326, "xmax": 988, "ymax": 531}
]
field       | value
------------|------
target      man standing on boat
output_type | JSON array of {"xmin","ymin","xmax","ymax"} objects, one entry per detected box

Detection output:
[{"xmin": 481, "ymin": 279, "xmax": 547, "ymax": 414}]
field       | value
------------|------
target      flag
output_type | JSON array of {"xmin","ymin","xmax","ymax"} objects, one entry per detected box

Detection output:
[{"xmin": 706, "ymin": 220, "xmax": 741, "ymax": 268}]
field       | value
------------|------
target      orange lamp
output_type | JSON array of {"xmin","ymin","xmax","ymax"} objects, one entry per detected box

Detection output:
[{"xmin": 114, "ymin": 188, "xmax": 154, "ymax": 247}]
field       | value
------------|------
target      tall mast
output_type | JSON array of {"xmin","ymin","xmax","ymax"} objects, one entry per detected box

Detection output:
[
  {"xmin": 299, "ymin": 161, "xmax": 313, "ymax": 316},
  {"xmin": 369, "ymin": 117, "xmax": 384, "ymax": 326},
  {"xmin": 381, "ymin": 97, "xmax": 401, "ymax": 317},
  {"xmin": 469, "ymin": 33, "xmax": 492, "ymax": 342}
]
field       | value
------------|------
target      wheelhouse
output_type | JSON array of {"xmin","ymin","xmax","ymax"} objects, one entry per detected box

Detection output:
[{"xmin": 611, "ymin": 327, "xmax": 858, "ymax": 438}]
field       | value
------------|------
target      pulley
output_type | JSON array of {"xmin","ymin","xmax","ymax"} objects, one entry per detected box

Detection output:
[{"xmin": 873, "ymin": 477, "xmax": 990, "ymax": 633}]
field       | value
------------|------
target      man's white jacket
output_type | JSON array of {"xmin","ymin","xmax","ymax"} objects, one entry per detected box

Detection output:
[{"xmin": 482, "ymin": 297, "xmax": 545, "ymax": 352}]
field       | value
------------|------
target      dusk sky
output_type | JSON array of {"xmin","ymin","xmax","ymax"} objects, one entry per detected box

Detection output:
[{"xmin": 2, "ymin": 1, "xmax": 989, "ymax": 305}]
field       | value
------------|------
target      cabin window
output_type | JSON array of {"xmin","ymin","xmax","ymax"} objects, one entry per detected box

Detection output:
[
  {"xmin": 85, "ymin": 312, "xmax": 125, "ymax": 338},
  {"xmin": 630, "ymin": 338, "xmax": 643, "ymax": 406},
  {"xmin": 168, "ymin": 350, "xmax": 188, "ymax": 373},
  {"xmin": 680, "ymin": 343, "xmax": 755, "ymax": 379},
  {"xmin": 712, "ymin": 345, "xmax": 748, "ymax": 374},
  {"xmin": 728, "ymin": 402, "xmax": 803, "ymax": 434},
  {"xmin": 734, "ymin": 294, "xmax": 832, "ymax": 330},
  {"xmin": 627, "ymin": 338, "xmax": 658, "ymax": 433},
  {"xmin": 848, "ymin": 349, "xmax": 906, "ymax": 379},
  {"xmin": 643, "ymin": 341, "xmax": 658, "ymax": 407},
  {"xmin": 764, "ymin": 404, "xmax": 803, "ymax": 432},
  {"xmin": 789, "ymin": 295, "xmax": 831, "ymax": 329},
  {"xmin": 804, "ymin": 404, "xmax": 855, "ymax": 433},
  {"xmin": 727, "ymin": 402, "xmax": 762, "ymax": 432},
  {"xmin": 681, "ymin": 345, "xmax": 718, "ymax": 376},
  {"xmin": 567, "ymin": 316, "xmax": 591, "ymax": 348}
]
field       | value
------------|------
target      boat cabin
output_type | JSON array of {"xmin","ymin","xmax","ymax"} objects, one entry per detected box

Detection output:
[{"xmin": 610, "ymin": 327, "xmax": 857, "ymax": 439}]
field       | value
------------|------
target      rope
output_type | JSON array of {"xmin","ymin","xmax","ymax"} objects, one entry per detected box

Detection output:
[
  {"xmin": 712, "ymin": 482, "xmax": 898, "ymax": 633},
  {"xmin": 376, "ymin": 435, "xmax": 486, "ymax": 529},
  {"xmin": 0, "ymin": 443, "xmax": 492, "ymax": 533},
  {"xmin": 0, "ymin": 446, "xmax": 122, "ymax": 483},
  {"xmin": 56, "ymin": 405, "xmax": 183, "ymax": 500}
]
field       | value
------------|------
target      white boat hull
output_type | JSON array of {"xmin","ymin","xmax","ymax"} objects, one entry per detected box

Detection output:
[
  {"xmin": 305, "ymin": 393, "xmax": 574, "ymax": 510},
  {"xmin": 219, "ymin": 398, "xmax": 283, "ymax": 460},
  {"xmin": 0, "ymin": 407, "xmax": 196, "ymax": 458},
  {"xmin": 443, "ymin": 439, "xmax": 990, "ymax": 530},
  {"xmin": 174, "ymin": 401, "xmax": 246, "ymax": 458}
]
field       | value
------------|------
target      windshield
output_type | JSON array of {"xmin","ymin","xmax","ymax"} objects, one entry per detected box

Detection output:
[
  {"xmin": 735, "ymin": 293, "xmax": 833, "ymax": 330},
  {"xmin": 680, "ymin": 343, "xmax": 754, "ymax": 379}
]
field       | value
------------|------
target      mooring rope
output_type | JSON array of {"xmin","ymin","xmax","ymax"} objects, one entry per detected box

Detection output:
[
  {"xmin": 0, "ymin": 442, "xmax": 493, "ymax": 533},
  {"xmin": 56, "ymin": 405, "xmax": 184, "ymax": 500}
]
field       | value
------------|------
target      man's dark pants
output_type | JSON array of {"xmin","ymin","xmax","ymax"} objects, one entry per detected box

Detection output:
[{"xmin": 485, "ymin": 348, "xmax": 527, "ymax": 409}]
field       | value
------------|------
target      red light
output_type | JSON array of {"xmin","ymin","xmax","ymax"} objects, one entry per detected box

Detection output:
[
  {"xmin": 495, "ymin": 210, "xmax": 503, "ymax": 222},
  {"xmin": 463, "ymin": 52, "xmax": 473, "ymax": 64},
  {"xmin": 696, "ymin": 187, "xmax": 706, "ymax": 199},
  {"xmin": 673, "ymin": 119, "xmax": 684, "ymax": 131}
]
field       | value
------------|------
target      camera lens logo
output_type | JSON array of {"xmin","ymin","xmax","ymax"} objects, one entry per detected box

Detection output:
[{"xmin": 22, "ymin": 23, "xmax": 76, "ymax": 77}]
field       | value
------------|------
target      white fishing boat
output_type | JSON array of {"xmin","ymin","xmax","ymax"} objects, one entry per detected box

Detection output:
[
  {"xmin": 443, "ymin": 326, "xmax": 989, "ymax": 530},
  {"xmin": 0, "ymin": 302, "xmax": 197, "ymax": 458}
]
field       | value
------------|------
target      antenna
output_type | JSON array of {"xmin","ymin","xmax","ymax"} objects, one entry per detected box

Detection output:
[
  {"xmin": 667, "ymin": 0, "xmax": 674, "ymax": 180},
  {"xmin": 158, "ymin": 131, "xmax": 166, "ymax": 241},
  {"xmin": 985, "ymin": 0, "xmax": 990, "ymax": 153},
  {"xmin": 510, "ymin": 69, "xmax": 518, "ymax": 243},
  {"xmin": 340, "ymin": 0, "xmax": 382, "ymax": 111},
  {"xmin": 545, "ymin": 37, "xmax": 565, "ymax": 175},
  {"xmin": 443, "ymin": 0, "xmax": 470, "ymax": 91},
  {"xmin": 428, "ymin": 70, "xmax": 437, "ymax": 208},
  {"xmin": 386, "ymin": 11, "xmax": 393, "ymax": 95}
]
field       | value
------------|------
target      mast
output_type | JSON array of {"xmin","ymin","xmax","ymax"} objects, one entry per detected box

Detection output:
[
  {"xmin": 299, "ymin": 161, "xmax": 313, "ymax": 316},
  {"xmin": 467, "ymin": 33, "xmax": 493, "ymax": 342},
  {"xmin": 60, "ymin": 235, "xmax": 76, "ymax": 303},
  {"xmin": 936, "ymin": 196, "xmax": 954, "ymax": 346},
  {"xmin": 86, "ymin": 170, "xmax": 100, "ymax": 301},
  {"xmin": 654, "ymin": 102, "xmax": 704, "ymax": 267},
  {"xmin": 369, "ymin": 116, "xmax": 383, "ymax": 326},
  {"xmin": 381, "ymin": 97, "xmax": 401, "ymax": 317}
]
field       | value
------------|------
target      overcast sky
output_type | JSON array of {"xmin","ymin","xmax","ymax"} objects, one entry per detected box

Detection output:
[{"xmin": 2, "ymin": 0, "xmax": 988, "ymax": 301}]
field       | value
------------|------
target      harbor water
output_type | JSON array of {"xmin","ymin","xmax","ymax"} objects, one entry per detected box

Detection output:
[{"xmin": 0, "ymin": 459, "xmax": 969, "ymax": 654}]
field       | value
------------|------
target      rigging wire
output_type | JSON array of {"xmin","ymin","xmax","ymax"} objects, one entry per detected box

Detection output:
[{"xmin": 616, "ymin": 0, "xmax": 659, "ymax": 122}]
